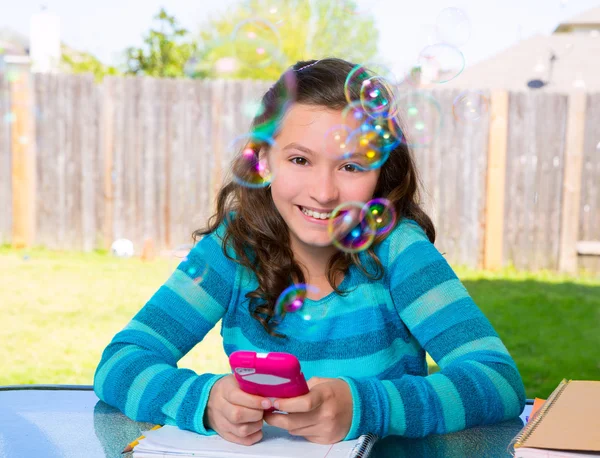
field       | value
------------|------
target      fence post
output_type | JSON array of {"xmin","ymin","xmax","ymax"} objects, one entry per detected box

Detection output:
[
  {"xmin": 483, "ymin": 90, "xmax": 509, "ymax": 270},
  {"xmin": 10, "ymin": 67, "xmax": 36, "ymax": 249},
  {"xmin": 558, "ymin": 92, "xmax": 586, "ymax": 274}
]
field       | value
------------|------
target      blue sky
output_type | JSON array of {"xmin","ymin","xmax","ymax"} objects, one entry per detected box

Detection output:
[{"xmin": 2, "ymin": 0, "xmax": 600, "ymax": 71}]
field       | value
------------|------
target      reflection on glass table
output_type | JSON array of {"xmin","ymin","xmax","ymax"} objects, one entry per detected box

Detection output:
[{"xmin": 0, "ymin": 385, "xmax": 533, "ymax": 458}]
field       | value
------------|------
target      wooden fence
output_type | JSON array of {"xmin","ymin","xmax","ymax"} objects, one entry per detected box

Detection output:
[{"xmin": 0, "ymin": 71, "xmax": 598, "ymax": 273}]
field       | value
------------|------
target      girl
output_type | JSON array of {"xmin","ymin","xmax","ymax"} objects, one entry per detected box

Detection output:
[{"xmin": 94, "ymin": 58, "xmax": 526, "ymax": 447}]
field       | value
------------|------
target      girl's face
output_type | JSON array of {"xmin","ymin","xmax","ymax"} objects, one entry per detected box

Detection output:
[{"xmin": 267, "ymin": 104, "xmax": 380, "ymax": 249}]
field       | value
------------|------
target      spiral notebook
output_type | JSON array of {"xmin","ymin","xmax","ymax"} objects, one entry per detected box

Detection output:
[
  {"xmin": 132, "ymin": 423, "xmax": 377, "ymax": 458},
  {"xmin": 510, "ymin": 379, "xmax": 600, "ymax": 458}
]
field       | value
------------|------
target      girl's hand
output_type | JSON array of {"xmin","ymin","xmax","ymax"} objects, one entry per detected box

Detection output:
[
  {"xmin": 263, "ymin": 377, "xmax": 353, "ymax": 444},
  {"xmin": 204, "ymin": 374, "xmax": 272, "ymax": 446}
]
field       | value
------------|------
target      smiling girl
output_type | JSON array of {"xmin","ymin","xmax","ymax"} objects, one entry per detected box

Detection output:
[{"xmin": 94, "ymin": 58, "xmax": 525, "ymax": 446}]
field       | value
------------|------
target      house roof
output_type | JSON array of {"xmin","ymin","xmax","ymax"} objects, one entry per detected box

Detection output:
[
  {"xmin": 0, "ymin": 27, "xmax": 28, "ymax": 55},
  {"xmin": 555, "ymin": 6, "xmax": 600, "ymax": 29},
  {"xmin": 440, "ymin": 33, "xmax": 600, "ymax": 93}
]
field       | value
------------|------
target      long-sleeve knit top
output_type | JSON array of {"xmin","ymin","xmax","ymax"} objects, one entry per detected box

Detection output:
[{"xmin": 93, "ymin": 217, "xmax": 526, "ymax": 440}]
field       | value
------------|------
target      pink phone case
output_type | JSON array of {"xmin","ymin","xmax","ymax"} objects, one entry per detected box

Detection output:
[{"xmin": 229, "ymin": 350, "xmax": 309, "ymax": 411}]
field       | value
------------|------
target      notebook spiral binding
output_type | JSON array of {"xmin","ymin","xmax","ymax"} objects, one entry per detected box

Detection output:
[
  {"xmin": 348, "ymin": 433, "xmax": 378, "ymax": 458},
  {"xmin": 508, "ymin": 379, "xmax": 570, "ymax": 457}
]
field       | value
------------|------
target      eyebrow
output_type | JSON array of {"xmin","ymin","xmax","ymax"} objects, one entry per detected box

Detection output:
[{"xmin": 282, "ymin": 143, "xmax": 316, "ymax": 155}]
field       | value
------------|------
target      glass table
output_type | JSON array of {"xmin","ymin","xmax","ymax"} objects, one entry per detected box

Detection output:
[{"xmin": 0, "ymin": 385, "xmax": 533, "ymax": 458}]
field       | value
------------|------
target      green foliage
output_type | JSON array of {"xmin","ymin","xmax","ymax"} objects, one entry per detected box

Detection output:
[
  {"xmin": 60, "ymin": 45, "xmax": 121, "ymax": 82},
  {"xmin": 125, "ymin": 8, "xmax": 197, "ymax": 78},
  {"xmin": 193, "ymin": 0, "xmax": 380, "ymax": 80}
]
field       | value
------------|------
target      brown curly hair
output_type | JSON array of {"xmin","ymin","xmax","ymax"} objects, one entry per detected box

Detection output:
[{"xmin": 193, "ymin": 57, "xmax": 435, "ymax": 338}]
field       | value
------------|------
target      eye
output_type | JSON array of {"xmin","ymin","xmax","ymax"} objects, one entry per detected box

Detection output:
[
  {"xmin": 290, "ymin": 157, "xmax": 308, "ymax": 166},
  {"xmin": 342, "ymin": 163, "xmax": 365, "ymax": 173}
]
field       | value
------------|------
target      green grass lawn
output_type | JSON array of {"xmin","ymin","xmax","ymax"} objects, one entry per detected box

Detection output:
[{"xmin": 1, "ymin": 245, "xmax": 598, "ymax": 398}]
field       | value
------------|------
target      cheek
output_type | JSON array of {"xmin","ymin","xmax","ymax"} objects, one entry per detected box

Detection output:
[{"xmin": 340, "ymin": 174, "xmax": 379, "ymax": 201}]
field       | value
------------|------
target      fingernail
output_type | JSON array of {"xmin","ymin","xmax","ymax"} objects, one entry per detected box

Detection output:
[
  {"xmin": 273, "ymin": 401, "xmax": 280, "ymax": 410},
  {"xmin": 261, "ymin": 400, "xmax": 271, "ymax": 409}
]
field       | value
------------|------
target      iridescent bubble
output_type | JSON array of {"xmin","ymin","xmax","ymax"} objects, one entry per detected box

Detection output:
[
  {"xmin": 110, "ymin": 239, "xmax": 134, "ymax": 258},
  {"xmin": 3, "ymin": 112, "xmax": 15, "ymax": 124},
  {"xmin": 436, "ymin": 7, "xmax": 471, "ymax": 47},
  {"xmin": 231, "ymin": 18, "xmax": 281, "ymax": 68},
  {"xmin": 274, "ymin": 284, "xmax": 320, "ymax": 323},
  {"xmin": 169, "ymin": 243, "xmax": 209, "ymax": 284},
  {"xmin": 252, "ymin": 68, "xmax": 297, "ymax": 139},
  {"xmin": 230, "ymin": 133, "xmax": 276, "ymax": 188},
  {"xmin": 359, "ymin": 76, "xmax": 399, "ymax": 119},
  {"xmin": 418, "ymin": 44, "xmax": 465, "ymax": 84},
  {"xmin": 453, "ymin": 91, "xmax": 489, "ymax": 122},
  {"xmin": 361, "ymin": 198, "xmax": 396, "ymax": 236},
  {"xmin": 345, "ymin": 126, "xmax": 390, "ymax": 170},
  {"xmin": 328, "ymin": 201, "xmax": 377, "ymax": 253},
  {"xmin": 393, "ymin": 92, "xmax": 442, "ymax": 148},
  {"xmin": 323, "ymin": 124, "xmax": 354, "ymax": 158}
]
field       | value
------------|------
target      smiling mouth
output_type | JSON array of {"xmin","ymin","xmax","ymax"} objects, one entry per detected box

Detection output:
[{"xmin": 297, "ymin": 206, "xmax": 334, "ymax": 220}]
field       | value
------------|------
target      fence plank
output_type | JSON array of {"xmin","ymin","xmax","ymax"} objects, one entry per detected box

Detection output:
[
  {"xmin": 578, "ymin": 93, "xmax": 600, "ymax": 272},
  {"xmin": 559, "ymin": 92, "xmax": 586, "ymax": 273},
  {"xmin": 0, "ymin": 73, "xmax": 12, "ymax": 244},
  {"xmin": 484, "ymin": 90, "xmax": 508, "ymax": 270}
]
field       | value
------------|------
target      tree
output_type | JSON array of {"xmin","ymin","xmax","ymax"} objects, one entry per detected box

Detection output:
[
  {"xmin": 125, "ymin": 8, "xmax": 197, "ymax": 78},
  {"xmin": 60, "ymin": 45, "xmax": 121, "ymax": 82},
  {"xmin": 192, "ymin": 0, "xmax": 380, "ymax": 80}
]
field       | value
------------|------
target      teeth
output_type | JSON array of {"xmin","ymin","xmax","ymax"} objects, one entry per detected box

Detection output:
[{"xmin": 301, "ymin": 207, "xmax": 332, "ymax": 219}]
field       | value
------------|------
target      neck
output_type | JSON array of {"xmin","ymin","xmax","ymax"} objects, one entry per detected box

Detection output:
[{"xmin": 290, "ymin": 237, "xmax": 337, "ymax": 281}]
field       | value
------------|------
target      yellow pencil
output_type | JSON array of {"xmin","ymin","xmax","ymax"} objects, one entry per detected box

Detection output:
[{"xmin": 121, "ymin": 425, "xmax": 162, "ymax": 454}]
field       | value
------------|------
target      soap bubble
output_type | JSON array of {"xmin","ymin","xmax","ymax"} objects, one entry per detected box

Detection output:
[
  {"xmin": 231, "ymin": 18, "xmax": 281, "ymax": 68},
  {"xmin": 169, "ymin": 243, "xmax": 209, "ymax": 285},
  {"xmin": 230, "ymin": 133, "xmax": 276, "ymax": 188},
  {"xmin": 274, "ymin": 284, "xmax": 320, "ymax": 322},
  {"xmin": 323, "ymin": 124, "xmax": 354, "ymax": 158},
  {"xmin": 328, "ymin": 201, "xmax": 377, "ymax": 253},
  {"xmin": 436, "ymin": 7, "xmax": 471, "ymax": 47},
  {"xmin": 453, "ymin": 91, "xmax": 490, "ymax": 121},
  {"xmin": 111, "ymin": 239, "xmax": 134, "ymax": 258},
  {"xmin": 345, "ymin": 125, "xmax": 391, "ymax": 170},
  {"xmin": 393, "ymin": 92, "xmax": 442, "ymax": 148},
  {"xmin": 344, "ymin": 65, "xmax": 398, "ymax": 119},
  {"xmin": 418, "ymin": 43, "xmax": 465, "ymax": 84},
  {"xmin": 362, "ymin": 198, "xmax": 396, "ymax": 236}
]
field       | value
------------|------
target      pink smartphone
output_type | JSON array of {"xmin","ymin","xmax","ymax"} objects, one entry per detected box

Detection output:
[{"xmin": 229, "ymin": 350, "xmax": 309, "ymax": 411}]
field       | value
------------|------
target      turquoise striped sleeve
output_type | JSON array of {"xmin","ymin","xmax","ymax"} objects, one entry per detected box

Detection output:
[
  {"xmin": 93, "ymin": 223, "xmax": 237, "ymax": 435},
  {"xmin": 341, "ymin": 219, "xmax": 526, "ymax": 440}
]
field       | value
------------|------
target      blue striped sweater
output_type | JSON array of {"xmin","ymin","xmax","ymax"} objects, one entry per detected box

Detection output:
[{"xmin": 93, "ymin": 218, "xmax": 526, "ymax": 440}]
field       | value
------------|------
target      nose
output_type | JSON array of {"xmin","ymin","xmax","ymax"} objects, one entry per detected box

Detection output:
[{"xmin": 308, "ymin": 168, "xmax": 339, "ymax": 205}]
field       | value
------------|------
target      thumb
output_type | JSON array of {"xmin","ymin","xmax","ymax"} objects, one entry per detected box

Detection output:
[{"xmin": 307, "ymin": 377, "xmax": 326, "ymax": 390}]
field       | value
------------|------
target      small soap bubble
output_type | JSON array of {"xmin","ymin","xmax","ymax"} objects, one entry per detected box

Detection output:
[
  {"xmin": 436, "ymin": 7, "xmax": 471, "ymax": 47},
  {"xmin": 323, "ymin": 124, "xmax": 354, "ymax": 158},
  {"xmin": 359, "ymin": 76, "xmax": 399, "ymax": 119},
  {"xmin": 328, "ymin": 202, "xmax": 377, "ymax": 253},
  {"xmin": 345, "ymin": 126, "xmax": 391, "ymax": 171},
  {"xmin": 252, "ymin": 68, "xmax": 297, "ymax": 139},
  {"xmin": 393, "ymin": 92, "xmax": 442, "ymax": 148},
  {"xmin": 3, "ymin": 112, "xmax": 15, "ymax": 124},
  {"xmin": 231, "ymin": 18, "xmax": 281, "ymax": 68},
  {"xmin": 111, "ymin": 239, "xmax": 134, "ymax": 258},
  {"xmin": 274, "ymin": 284, "xmax": 320, "ymax": 323},
  {"xmin": 362, "ymin": 198, "xmax": 396, "ymax": 236},
  {"xmin": 418, "ymin": 44, "xmax": 465, "ymax": 84},
  {"xmin": 230, "ymin": 133, "xmax": 276, "ymax": 188},
  {"xmin": 169, "ymin": 243, "xmax": 209, "ymax": 284},
  {"xmin": 453, "ymin": 91, "xmax": 490, "ymax": 122}
]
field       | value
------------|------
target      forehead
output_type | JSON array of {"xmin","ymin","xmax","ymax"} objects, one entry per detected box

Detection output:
[{"xmin": 277, "ymin": 104, "xmax": 356, "ymax": 142}]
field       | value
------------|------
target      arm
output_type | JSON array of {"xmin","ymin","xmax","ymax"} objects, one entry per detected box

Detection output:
[
  {"xmin": 93, "ymin": 225, "xmax": 236, "ymax": 435},
  {"xmin": 340, "ymin": 220, "xmax": 526, "ymax": 439}
]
